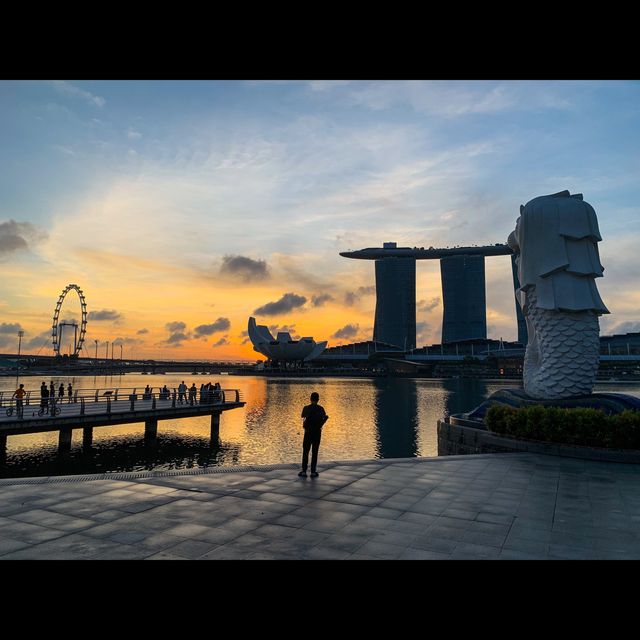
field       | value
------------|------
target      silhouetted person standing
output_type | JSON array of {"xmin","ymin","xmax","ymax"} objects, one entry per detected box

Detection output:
[
  {"xmin": 299, "ymin": 391, "xmax": 329, "ymax": 478},
  {"xmin": 67, "ymin": 383, "xmax": 73, "ymax": 403},
  {"xmin": 40, "ymin": 382, "xmax": 49, "ymax": 413}
]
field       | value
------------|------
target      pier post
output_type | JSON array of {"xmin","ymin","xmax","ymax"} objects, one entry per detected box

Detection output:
[
  {"xmin": 211, "ymin": 412, "xmax": 221, "ymax": 440},
  {"xmin": 145, "ymin": 418, "xmax": 158, "ymax": 440},
  {"xmin": 82, "ymin": 427, "xmax": 93, "ymax": 449},
  {"xmin": 0, "ymin": 434, "xmax": 6, "ymax": 463},
  {"xmin": 59, "ymin": 427, "xmax": 73, "ymax": 453}
]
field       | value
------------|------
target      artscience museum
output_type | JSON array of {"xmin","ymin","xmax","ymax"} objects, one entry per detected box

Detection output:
[{"xmin": 248, "ymin": 317, "xmax": 327, "ymax": 362}]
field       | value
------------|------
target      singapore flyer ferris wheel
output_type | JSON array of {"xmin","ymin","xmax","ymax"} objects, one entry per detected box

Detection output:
[{"xmin": 51, "ymin": 284, "xmax": 88, "ymax": 357}]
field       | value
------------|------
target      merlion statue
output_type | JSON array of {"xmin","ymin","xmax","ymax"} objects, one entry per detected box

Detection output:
[{"xmin": 507, "ymin": 190, "xmax": 609, "ymax": 399}]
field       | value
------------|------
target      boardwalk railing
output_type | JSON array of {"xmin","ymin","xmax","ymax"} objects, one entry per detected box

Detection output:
[{"xmin": 1, "ymin": 387, "xmax": 243, "ymax": 420}]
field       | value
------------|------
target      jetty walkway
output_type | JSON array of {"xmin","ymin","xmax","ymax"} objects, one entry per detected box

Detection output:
[{"xmin": 0, "ymin": 387, "xmax": 244, "ymax": 454}]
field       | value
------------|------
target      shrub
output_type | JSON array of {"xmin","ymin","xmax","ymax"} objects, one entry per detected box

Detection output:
[{"xmin": 485, "ymin": 405, "xmax": 640, "ymax": 450}]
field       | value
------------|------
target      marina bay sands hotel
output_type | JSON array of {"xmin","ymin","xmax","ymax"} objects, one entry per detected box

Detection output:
[{"xmin": 340, "ymin": 242, "xmax": 526, "ymax": 350}]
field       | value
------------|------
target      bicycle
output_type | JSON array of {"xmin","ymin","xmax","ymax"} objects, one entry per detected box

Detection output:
[
  {"xmin": 6, "ymin": 403, "xmax": 24, "ymax": 418},
  {"xmin": 38, "ymin": 404, "xmax": 61, "ymax": 417}
]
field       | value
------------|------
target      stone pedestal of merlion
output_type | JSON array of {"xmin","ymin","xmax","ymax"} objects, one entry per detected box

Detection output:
[{"xmin": 464, "ymin": 190, "xmax": 640, "ymax": 422}]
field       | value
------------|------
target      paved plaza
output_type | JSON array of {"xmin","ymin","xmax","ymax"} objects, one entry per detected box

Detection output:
[{"xmin": 1, "ymin": 452, "xmax": 639, "ymax": 560}]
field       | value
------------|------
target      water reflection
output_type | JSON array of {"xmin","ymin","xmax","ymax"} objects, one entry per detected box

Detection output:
[
  {"xmin": 3, "ymin": 431, "xmax": 242, "ymax": 478},
  {"xmin": 0, "ymin": 373, "xmax": 638, "ymax": 478},
  {"xmin": 440, "ymin": 379, "xmax": 491, "ymax": 418},
  {"xmin": 373, "ymin": 378, "xmax": 418, "ymax": 459}
]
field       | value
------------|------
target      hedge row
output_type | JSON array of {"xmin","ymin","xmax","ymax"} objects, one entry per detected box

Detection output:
[{"xmin": 485, "ymin": 405, "xmax": 640, "ymax": 450}]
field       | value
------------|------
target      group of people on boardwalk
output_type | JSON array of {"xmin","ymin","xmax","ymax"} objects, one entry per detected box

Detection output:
[
  {"xmin": 143, "ymin": 381, "xmax": 223, "ymax": 404},
  {"xmin": 9, "ymin": 381, "xmax": 74, "ymax": 419},
  {"xmin": 39, "ymin": 381, "xmax": 73, "ymax": 412}
]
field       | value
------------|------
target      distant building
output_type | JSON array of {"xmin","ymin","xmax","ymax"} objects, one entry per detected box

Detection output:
[
  {"xmin": 247, "ymin": 317, "xmax": 327, "ymax": 362},
  {"xmin": 373, "ymin": 247, "xmax": 416, "ymax": 350},
  {"xmin": 340, "ymin": 241, "xmax": 521, "ymax": 347},
  {"xmin": 440, "ymin": 254, "xmax": 486, "ymax": 343}
]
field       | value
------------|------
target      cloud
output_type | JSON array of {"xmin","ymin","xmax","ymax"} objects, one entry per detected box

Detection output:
[
  {"xmin": 0, "ymin": 220, "xmax": 47, "ymax": 258},
  {"xmin": 416, "ymin": 321, "xmax": 430, "ymax": 344},
  {"xmin": 344, "ymin": 287, "xmax": 374, "ymax": 307},
  {"xmin": 331, "ymin": 323, "xmax": 360, "ymax": 339},
  {"xmin": 212, "ymin": 336, "xmax": 230, "ymax": 347},
  {"xmin": 311, "ymin": 294, "xmax": 334, "ymax": 307},
  {"xmin": 254, "ymin": 292, "xmax": 307, "ymax": 316},
  {"xmin": 165, "ymin": 321, "xmax": 186, "ymax": 333},
  {"xmin": 24, "ymin": 330, "xmax": 52, "ymax": 350},
  {"xmin": 112, "ymin": 336, "xmax": 144, "ymax": 346},
  {"xmin": 49, "ymin": 80, "xmax": 106, "ymax": 108},
  {"xmin": 194, "ymin": 317, "xmax": 231, "ymax": 337},
  {"xmin": 319, "ymin": 80, "xmax": 574, "ymax": 118},
  {"xmin": 166, "ymin": 332, "xmax": 189, "ymax": 345},
  {"xmin": 417, "ymin": 297, "xmax": 441, "ymax": 312},
  {"xmin": 88, "ymin": 309, "xmax": 122, "ymax": 322},
  {"xmin": 0, "ymin": 322, "xmax": 23, "ymax": 334},
  {"xmin": 220, "ymin": 255, "xmax": 269, "ymax": 282},
  {"xmin": 609, "ymin": 321, "xmax": 640, "ymax": 335},
  {"xmin": 127, "ymin": 129, "xmax": 142, "ymax": 140},
  {"xmin": 137, "ymin": 328, "xmax": 149, "ymax": 334}
]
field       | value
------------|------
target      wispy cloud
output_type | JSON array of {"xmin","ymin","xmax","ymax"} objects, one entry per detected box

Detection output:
[
  {"xmin": 220, "ymin": 255, "xmax": 269, "ymax": 282},
  {"xmin": 311, "ymin": 294, "xmax": 334, "ymax": 307},
  {"xmin": 194, "ymin": 317, "xmax": 231, "ymax": 337},
  {"xmin": 0, "ymin": 220, "xmax": 47, "ymax": 258},
  {"xmin": 0, "ymin": 322, "xmax": 23, "ymax": 333},
  {"xmin": 49, "ymin": 81, "xmax": 106, "ymax": 108},
  {"xmin": 88, "ymin": 309, "xmax": 122, "ymax": 322},
  {"xmin": 331, "ymin": 323, "xmax": 360, "ymax": 340},
  {"xmin": 254, "ymin": 293, "xmax": 306, "ymax": 316}
]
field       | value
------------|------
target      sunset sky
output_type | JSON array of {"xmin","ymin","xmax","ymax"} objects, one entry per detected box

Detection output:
[{"xmin": 1, "ymin": 80, "xmax": 639, "ymax": 360}]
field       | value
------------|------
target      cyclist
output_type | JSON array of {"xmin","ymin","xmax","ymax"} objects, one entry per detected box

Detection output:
[{"xmin": 12, "ymin": 384, "xmax": 26, "ymax": 418}]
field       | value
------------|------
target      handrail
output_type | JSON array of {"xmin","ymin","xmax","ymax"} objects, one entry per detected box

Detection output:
[{"xmin": 2, "ymin": 387, "xmax": 243, "ymax": 412}]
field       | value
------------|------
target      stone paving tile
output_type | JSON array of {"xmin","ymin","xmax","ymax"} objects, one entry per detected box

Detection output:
[
  {"xmin": 7, "ymin": 509, "xmax": 96, "ymax": 532},
  {"xmin": 385, "ymin": 519, "xmax": 429, "ymax": 536},
  {"xmin": 145, "ymin": 551, "xmax": 189, "ymax": 560},
  {"xmin": 316, "ymin": 532, "xmax": 372, "ymax": 553},
  {"xmin": 0, "ymin": 537, "xmax": 32, "ymax": 556},
  {"xmin": 2, "ymin": 453, "xmax": 640, "ymax": 560},
  {"xmin": 498, "ymin": 548, "xmax": 545, "ymax": 560},
  {"xmin": 460, "ymin": 530, "xmax": 507, "ymax": 548},
  {"xmin": 164, "ymin": 539, "xmax": 219, "ymax": 559},
  {"xmin": 355, "ymin": 540, "xmax": 407, "ymax": 559},
  {"xmin": 503, "ymin": 536, "xmax": 550, "ymax": 555},
  {"xmin": 410, "ymin": 536, "xmax": 458, "ymax": 554},
  {"xmin": 399, "ymin": 548, "xmax": 451, "ymax": 560},
  {"xmin": 0, "ymin": 520, "xmax": 68, "ymax": 545},
  {"xmin": 0, "ymin": 533, "xmax": 125, "ymax": 560},
  {"xmin": 199, "ymin": 545, "xmax": 250, "ymax": 559},
  {"xmin": 547, "ymin": 544, "xmax": 600, "ymax": 560},
  {"xmin": 451, "ymin": 542, "xmax": 501, "ymax": 559},
  {"xmin": 132, "ymin": 532, "xmax": 187, "ymax": 552}
]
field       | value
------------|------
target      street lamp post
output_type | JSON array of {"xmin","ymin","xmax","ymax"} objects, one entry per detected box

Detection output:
[{"xmin": 16, "ymin": 330, "xmax": 24, "ymax": 379}]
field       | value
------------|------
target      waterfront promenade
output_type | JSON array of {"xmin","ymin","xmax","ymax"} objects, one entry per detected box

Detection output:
[{"xmin": 1, "ymin": 452, "xmax": 639, "ymax": 560}]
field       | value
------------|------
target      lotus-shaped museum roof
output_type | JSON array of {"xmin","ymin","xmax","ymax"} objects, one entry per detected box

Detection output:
[{"xmin": 248, "ymin": 317, "xmax": 327, "ymax": 361}]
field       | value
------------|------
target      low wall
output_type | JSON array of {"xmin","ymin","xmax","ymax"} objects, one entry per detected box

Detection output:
[{"xmin": 437, "ymin": 415, "xmax": 640, "ymax": 463}]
